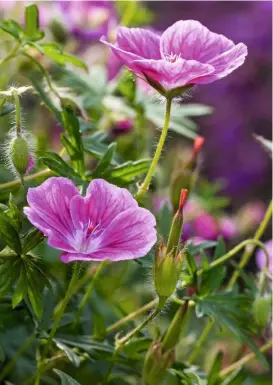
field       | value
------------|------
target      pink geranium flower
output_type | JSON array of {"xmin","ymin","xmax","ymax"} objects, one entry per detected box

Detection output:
[
  {"xmin": 24, "ymin": 177, "xmax": 157, "ymax": 263},
  {"xmin": 101, "ymin": 20, "xmax": 247, "ymax": 96}
]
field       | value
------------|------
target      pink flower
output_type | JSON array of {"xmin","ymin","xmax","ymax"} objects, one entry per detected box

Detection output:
[
  {"xmin": 218, "ymin": 217, "xmax": 238, "ymax": 240},
  {"xmin": 24, "ymin": 177, "xmax": 157, "ymax": 263},
  {"xmin": 256, "ymin": 240, "xmax": 272, "ymax": 273},
  {"xmin": 101, "ymin": 20, "xmax": 247, "ymax": 96},
  {"xmin": 193, "ymin": 213, "xmax": 219, "ymax": 240}
]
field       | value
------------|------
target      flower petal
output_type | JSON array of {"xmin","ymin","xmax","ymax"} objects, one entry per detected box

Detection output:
[
  {"xmin": 133, "ymin": 58, "xmax": 214, "ymax": 90},
  {"xmin": 201, "ymin": 43, "xmax": 248, "ymax": 83},
  {"xmin": 85, "ymin": 179, "xmax": 138, "ymax": 228},
  {"xmin": 160, "ymin": 20, "xmax": 235, "ymax": 63},
  {"xmin": 24, "ymin": 177, "xmax": 79, "ymax": 240},
  {"xmin": 101, "ymin": 27, "xmax": 160, "ymax": 74},
  {"xmin": 93, "ymin": 207, "xmax": 157, "ymax": 261},
  {"xmin": 116, "ymin": 27, "xmax": 161, "ymax": 59}
]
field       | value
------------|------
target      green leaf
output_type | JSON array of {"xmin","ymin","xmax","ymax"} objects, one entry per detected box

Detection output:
[
  {"xmin": 213, "ymin": 237, "xmax": 226, "ymax": 260},
  {"xmin": 184, "ymin": 249, "xmax": 197, "ymax": 276},
  {"xmin": 195, "ymin": 292, "xmax": 268, "ymax": 368},
  {"xmin": 7, "ymin": 194, "xmax": 22, "ymax": 232},
  {"xmin": 207, "ymin": 352, "xmax": 223, "ymax": 385},
  {"xmin": 123, "ymin": 337, "xmax": 151, "ymax": 359},
  {"xmin": 40, "ymin": 152, "xmax": 82, "ymax": 183},
  {"xmin": 188, "ymin": 241, "xmax": 218, "ymax": 257},
  {"xmin": 103, "ymin": 159, "xmax": 151, "ymax": 185},
  {"xmin": 0, "ymin": 19, "xmax": 24, "ymax": 40},
  {"xmin": 22, "ymin": 228, "xmax": 44, "ymax": 254},
  {"xmin": 28, "ymin": 75, "xmax": 63, "ymax": 123},
  {"xmin": 12, "ymin": 264, "xmax": 27, "ymax": 308},
  {"xmin": 54, "ymin": 339, "xmax": 81, "ymax": 367},
  {"xmin": 0, "ymin": 211, "xmax": 22, "ymax": 254},
  {"xmin": 83, "ymin": 134, "xmax": 118, "ymax": 162},
  {"xmin": 41, "ymin": 44, "xmax": 88, "ymax": 71},
  {"xmin": 62, "ymin": 109, "xmax": 84, "ymax": 162},
  {"xmin": 93, "ymin": 143, "xmax": 117, "ymax": 177},
  {"xmin": 54, "ymin": 369, "xmax": 81, "ymax": 385},
  {"xmin": 26, "ymin": 273, "xmax": 43, "ymax": 319},
  {"xmin": 24, "ymin": 4, "xmax": 44, "ymax": 41}
]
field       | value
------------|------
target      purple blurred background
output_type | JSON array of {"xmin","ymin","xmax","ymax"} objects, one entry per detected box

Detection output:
[{"xmin": 148, "ymin": 1, "xmax": 272, "ymax": 207}]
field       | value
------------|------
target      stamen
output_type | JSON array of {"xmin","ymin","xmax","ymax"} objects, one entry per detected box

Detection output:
[{"xmin": 164, "ymin": 53, "xmax": 180, "ymax": 63}]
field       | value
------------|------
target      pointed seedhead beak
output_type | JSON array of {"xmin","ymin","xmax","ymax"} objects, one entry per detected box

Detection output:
[{"xmin": 193, "ymin": 136, "xmax": 205, "ymax": 158}]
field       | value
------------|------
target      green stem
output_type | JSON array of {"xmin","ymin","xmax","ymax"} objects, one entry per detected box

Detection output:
[
  {"xmin": 12, "ymin": 90, "xmax": 21, "ymax": 136},
  {"xmin": 0, "ymin": 333, "xmax": 36, "ymax": 382},
  {"xmin": 116, "ymin": 296, "xmax": 166, "ymax": 348},
  {"xmin": 21, "ymin": 51, "xmax": 62, "ymax": 102},
  {"xmin": 135, "ymin": 98, "xmax": 172, "ymax": 200},
  {"xmin": 106, "ymin": 298, "xmax": 157, "ymax": 335},
  {"xmin": 188, "ymin": 318, "xmax": 214, "ymax": 364},
  {"xmin": 0, "ymin": 43, "xmax": 20, "ymax": 69},
  {"xmin": 74, "ymin": 261, "xmax": 108, "ymax": 326},
  {"xmin": 197, "ymin": 239, "xmax": 269, "ymax": 277},
  {"xmin": 0, "ymin": 168, "xmax": 52, "ymax": 191},
  {"xmin": 102, "ymin": 297, "xmax": 166, "ymax": 384},
  {"xmin": 227, "ymin": 200, "xmax": 272, "ymax": 289},
  {"xmin": 35, "ymin": 263, "xmax": 81, "ymax": 385},
  {"xmin": 220, "ymin": 341, "xmax": 272, "ymax": 377}
]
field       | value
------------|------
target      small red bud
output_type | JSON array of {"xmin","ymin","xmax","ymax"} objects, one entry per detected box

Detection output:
[
  {"xmin": 178, "ymin": 189, "xmax": 188, "ymax": 215},
  {"xmin": 193, "ymin": 136, "xmax": 205, "ymax": 157}
]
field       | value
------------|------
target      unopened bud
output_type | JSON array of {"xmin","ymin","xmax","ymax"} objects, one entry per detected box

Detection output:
[
  {"xmin": 143, "ymin": 341, "xmax": 174, "ymax": 385},
  {"xmin": 192, "ymin": 136, "xmax": 205, "ymax": 158},
  {"xmin": 153, "ymin": 242, "xmax": 184, "ymax": 298},
  {"xmin": 252, "ymin": 296, "xmax": 271, "ymax": 329},
  {"xmin": 9, "ymin": 136, "xmax": 30, "ymax": 177},
  {"xmin": 167, "ymin": 189, "xmax": 188, "ymax": 253}
]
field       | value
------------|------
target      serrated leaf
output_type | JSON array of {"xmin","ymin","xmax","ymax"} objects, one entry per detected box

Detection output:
[
  {"xmin": 12, "ymin": 264, "xmax": 27, "ymax": 308},
  {"xmin": 54, "ymin": 340, "xmax": 81, "ymax": 368},
  {"xmin": 93, "ymin": 142, "xmax": 117, "ymax": 177},
  {"xmin": 54, "ymin": 369, "xmax": 81, "ymax": 385},
  {"xmin": 7, "ymin": 194, "xmax": 22, "ymax": 232},
  {"xmin": 40, "ymin": 152, "xmax": 82, "ymax": 183},
  {"xmin": 22, "ymin": 228, "xmax": 44, "ymax": 254},
  {"xmin": 0, "ymin": 211, "xmax": 21, "ymax": 254},
  {"xmin": 41, "ymin": 44, "xmax": 88, "ymax": 71},
  {"xmin": 24, "ymin": 4, "xmax": 44, "ymax": 41}
]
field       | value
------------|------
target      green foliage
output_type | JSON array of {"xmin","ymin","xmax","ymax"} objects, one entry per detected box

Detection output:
[
  {"xmin": 40, "ymin": 152, "xmax": 83, "ymax": 183},
  {"xmin": 54, "ymin": 369, "xmax": 81, "ymax": 385}
]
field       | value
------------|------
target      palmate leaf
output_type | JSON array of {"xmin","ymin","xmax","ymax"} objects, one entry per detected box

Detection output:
[
  {"xmin": 0, "ymin": 211, "xmax": 22, "ymax": 254},
  {"xmin": 83, "ymin": 133, "xmax": 119, "ymax": 164},
  {"xmin": 195, "ymin": 292, "xmax": 268, "ymax": 367}
]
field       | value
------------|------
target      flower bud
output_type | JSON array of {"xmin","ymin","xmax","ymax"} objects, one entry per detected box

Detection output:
[
  {"xmin": 143, "ymin": 341, "xmax": 174, "ymax": 385},
  {"xmin": 167, "ymin": 189, "xmax": 188, "ymax": 253},
  {"xmin": 153, "ymin": 241, "xmax": 183, "ymax": 298},
  {"xmin": 252, "ymin": 296, "xmax": 271, "ymax": 329},
  {"xmin": 9, "ymin": 136, "xmax": 30, "ymax": 177}
]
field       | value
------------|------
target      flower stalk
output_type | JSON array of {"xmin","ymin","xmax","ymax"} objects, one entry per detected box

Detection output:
[{"xmin": 135, "ymin": 97, "xmax": 172, "ymax": 200}]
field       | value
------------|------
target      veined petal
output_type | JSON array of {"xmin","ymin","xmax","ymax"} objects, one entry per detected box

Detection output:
[
  {"xmin": 160, "ymin": 20, "xmax": 235, "ymax": 63},
  {"xmin": 116, "ymin": 27, "xmax": 161, "ymax": 59},
  {"xmin": 25, "ymin": 177, "xmax": 79, "ymax": 238},
  {"xmin": 134, "ymin": 58, "xmax": 214, "ymax": 91},
  {"xmin": 201, "ymin": 43, "xmax": 248, "ymax": 83},
  {"xmin": 85, "ymin": 179, "xmax": 138, "ymax": 228}
]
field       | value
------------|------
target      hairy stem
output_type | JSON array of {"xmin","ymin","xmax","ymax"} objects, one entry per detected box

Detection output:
[
  {"xmin": 12, "ymin": 90, "xmax": 21, "ymax": 136},
  {"xmin": 227, "ymin": 200, "xmax": 272, "ymax": 288},
  {"xmin": 135, "ymin": 98, "xmax": 172, "ymax": 200},
  {"xmin": 106, "ymin": 298, "xmax": 157, "ymax": 335},
  {"xmin": 0, "ymin": 43, "xmax": 20, "ymax": 69}
]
